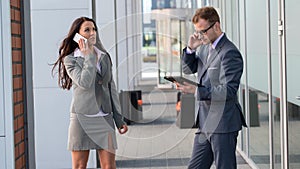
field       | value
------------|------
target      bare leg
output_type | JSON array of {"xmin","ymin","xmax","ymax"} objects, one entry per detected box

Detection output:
[
  {"xmin": 98, "ymin": 149, "xmax": 116, "ymax": 169},
  {"xmin": 98, "ymin": 133, "xmax": 116, "ymax": 169},
  {"xmin": 71, "ymin": 150, "xmax": 89, "ymax": 169}
]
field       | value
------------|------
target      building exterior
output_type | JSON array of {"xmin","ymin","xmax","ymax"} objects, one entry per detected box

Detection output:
[
  {"xmin": 0, "ymin": 0, "xmax": 299, "ymax": 168},
  {"xmin": 1, "ymin": 0, "xmax": 33, "ymax": 168}
]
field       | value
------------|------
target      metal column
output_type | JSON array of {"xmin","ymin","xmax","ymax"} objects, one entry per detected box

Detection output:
[
  {"xmin": 278, "ymin": 0, "xmax": 289, "ymax": 168},
  {"xmin": 242, "ymin": 0, "xmax": 250, "ymax": 157},
  {"xmin": 266, "ymin": 0, "xmax": 275, "ymax": 168}
]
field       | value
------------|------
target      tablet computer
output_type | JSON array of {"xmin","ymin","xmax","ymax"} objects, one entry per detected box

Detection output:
[{"xmin": 164, "ymin": 76, "xmax": 198, "ymax": 86}]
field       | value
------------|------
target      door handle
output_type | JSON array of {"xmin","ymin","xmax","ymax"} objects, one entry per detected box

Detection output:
[{"xmin": 296, "ymin": 96, "xmax": 300, "ymax": 100}]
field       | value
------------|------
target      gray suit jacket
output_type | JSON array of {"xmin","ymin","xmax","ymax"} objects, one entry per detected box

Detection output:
[
  {"xmin": 64, "ymin": 51, "xmax": 125, "ymax": 128},
  {"xmin": 182, "ymin": 34, "xmax": 246, "ymax": 133}
]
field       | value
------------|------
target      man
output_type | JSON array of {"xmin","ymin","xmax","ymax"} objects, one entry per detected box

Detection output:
[{"xmin": 177, "ymin": 7, "xmax": 247, "ymax": 169}]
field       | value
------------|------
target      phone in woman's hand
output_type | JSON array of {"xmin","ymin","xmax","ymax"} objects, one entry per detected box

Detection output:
[{"xmin": 73, "ymin": 33, "xmax": 87, "ymax": 44}]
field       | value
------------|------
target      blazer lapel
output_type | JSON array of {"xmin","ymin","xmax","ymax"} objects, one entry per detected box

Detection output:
[
  {"xmin": 99, "ymin": 53, "xmax": 108, "ymax": 76},
  {"xmin": 198, "ymin": 35, "xmax": 227, "ymax": 84},
  {"xmin": 206, "ymin": 48, "xmax": 218, "ymax": 65}
]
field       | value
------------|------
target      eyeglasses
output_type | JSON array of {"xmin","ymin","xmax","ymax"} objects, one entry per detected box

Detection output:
[{"xmin": 196, "ymin": 22, "xmax": 216, "ymax": 36}]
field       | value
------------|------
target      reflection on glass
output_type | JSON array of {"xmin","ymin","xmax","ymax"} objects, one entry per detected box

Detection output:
[
  {"xmin": 229, "ymin": 0, "xmax": 280, "ymax": 168},
  {"xmin": 157, "ymin": 20, "xmax": 169, "ymax": 84},
  {"xmin": 244, "ymin": 0, "xmax": 272, "ymax": 168},
  {"xmin": 286, "ymin": 0, "xmax": 300, "ymax": 168},
  {"xmin": 157, "ymin": 20, "xmax": 184, "ymax": 85}
]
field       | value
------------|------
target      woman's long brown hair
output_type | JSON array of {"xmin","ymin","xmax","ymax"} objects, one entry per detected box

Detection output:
[{"xmin": 52, "ymin": 17, "xmax": 107, "ymax": 90}]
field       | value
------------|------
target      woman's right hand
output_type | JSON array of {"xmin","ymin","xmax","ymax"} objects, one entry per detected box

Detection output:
[
  {"xmin": 118, "ymin": 125, "xmax": 128, "ymax": 134},
  {"xmin": 78, "ymin": 38, "xmax": 93, "ymax": 56}
]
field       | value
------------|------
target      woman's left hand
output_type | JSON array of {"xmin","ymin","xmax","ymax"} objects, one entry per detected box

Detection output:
[{"xmin": 118, "ymin": 125, "xmax": 128, "ymax": 134}]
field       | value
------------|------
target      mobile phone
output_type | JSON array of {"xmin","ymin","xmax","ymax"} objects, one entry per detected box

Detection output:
[{"xmin": 73, "ymin": 33, "xmax": 87, "ymax": 44}]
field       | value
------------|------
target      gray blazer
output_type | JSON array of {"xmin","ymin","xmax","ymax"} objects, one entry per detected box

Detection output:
[
  {"xmin": 64, "ymin": 51, "xmax": 125, "ymax": 128},
  {"xmin": 182, "ymin": 34, "xmax": 246, "ymax": 133}
]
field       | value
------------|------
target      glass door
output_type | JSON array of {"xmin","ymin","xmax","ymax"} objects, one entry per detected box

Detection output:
[
  {"xmin": 169, "ymin": 19, "xmax": 181, "ymax": 77},
  {"xmin": 157, "ymin": 19, "xmax": 190, "ymax": 87},
  {"xmin": 157, "ymin": 19, "xmax": 172, "ymax": 86}
]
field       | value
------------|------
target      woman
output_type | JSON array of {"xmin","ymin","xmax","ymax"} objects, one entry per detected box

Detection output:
[{"xmin": 52, "ymin": 17, "xmax": 128, "ymax": 169}]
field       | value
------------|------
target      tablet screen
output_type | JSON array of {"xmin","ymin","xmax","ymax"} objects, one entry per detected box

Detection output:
[{"xmin": 164, "ymin": 76, "xmax": 198, "ymax": 86}]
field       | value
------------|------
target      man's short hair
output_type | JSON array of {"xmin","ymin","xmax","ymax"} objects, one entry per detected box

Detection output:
[{"xmin": 192, "ymin": 7, "xmax": 220, "ymax": 24}]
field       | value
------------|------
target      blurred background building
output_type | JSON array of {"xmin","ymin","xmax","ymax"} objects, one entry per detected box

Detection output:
[{"xmin": 1, "ymin": 0, "xmax": 299, "ymax": 168}]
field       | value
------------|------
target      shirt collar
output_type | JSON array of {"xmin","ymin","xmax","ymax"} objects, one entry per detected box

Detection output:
[
  {"xmin": 73, "ymin": 48, "xmax": 82, "ymax": 57},
  {"xmin": 211, "ymin": 32, "xmax": 224, "ymax": 49},
  {"xmin": 73, "ymin": 46, "xmax": 104, "ymax": 59}
]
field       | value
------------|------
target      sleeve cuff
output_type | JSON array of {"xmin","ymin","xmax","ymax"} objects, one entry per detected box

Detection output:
[{"xmin": 186, "ymin": 46, "xmax": 196, "ymax": 54}]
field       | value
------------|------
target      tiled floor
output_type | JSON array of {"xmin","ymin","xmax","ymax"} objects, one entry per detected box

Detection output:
[{"xmin": 115, "ymin": 86, "xmax": 252, "ymax": 169}]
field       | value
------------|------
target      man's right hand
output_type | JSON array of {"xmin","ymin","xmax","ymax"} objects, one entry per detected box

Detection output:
[
  {"xmin": 175, "ymin": 82, "xmax": 196, "ymax": 94},
  {"xmin": 187, "ymin": 33, "xmax": 203, "ymax": 50}
]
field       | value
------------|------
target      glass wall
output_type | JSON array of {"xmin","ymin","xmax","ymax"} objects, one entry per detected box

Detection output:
[
  {"xmin": 235, "ymin": 0, "xmax": 282, "ymax": 168},
  {"xmin": 222, "ymin": 0, "xmax": 299, "ymax": 168},
  {"xmin": 246, "ymin": 0, "xmax": 270, "ymax": 168},
  {"xmin": 286, "ymin": 1, "xmax": 300, "ymax": 168},
  {"xmin": 269, "ymin": 1, "xmax": 281, "ymax": 168},
  {"xmin": 270, "ymin": 0, "xmax": 282, "ymax": 168},
  {"xmin": 244, "ymin": 0, "xmax": 281, "ymax": 168}
]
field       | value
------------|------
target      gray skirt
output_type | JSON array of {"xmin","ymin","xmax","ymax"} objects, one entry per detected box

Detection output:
[{"xmin": 67, "ymin": 112, "xmax": 117, "ymax": 151}]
